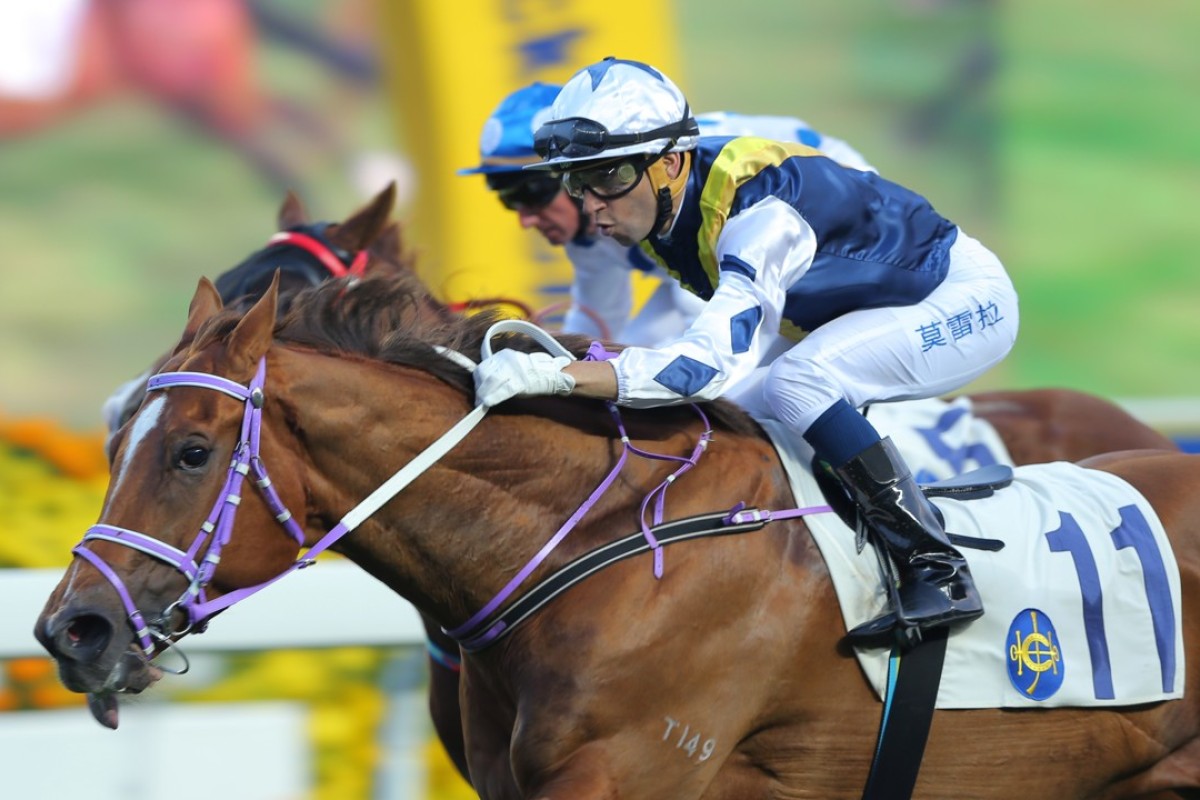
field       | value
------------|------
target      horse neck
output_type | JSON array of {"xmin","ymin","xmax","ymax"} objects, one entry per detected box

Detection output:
[{"xmin": 272, "ymin": 347, "xmax": 648, "ymax": 628}]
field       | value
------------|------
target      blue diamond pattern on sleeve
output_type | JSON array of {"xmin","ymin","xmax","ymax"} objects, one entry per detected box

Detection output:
[
  {"xmin": 719, "ymin": 254, "xmax": 757, "ymax": 281},
  {"xmin": 730, "ymin": 306, "xmax": 763, "ymax": 354},
  {"xmin": 653, "ymin": 356, "xmax": 720, "ymax": 396},
  {"xmin": 797, "ymin": 127, "xmax": 822, "ymax": 148}
]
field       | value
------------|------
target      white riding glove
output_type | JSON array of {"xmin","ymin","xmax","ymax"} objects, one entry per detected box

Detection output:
[{"xmin": 474, "ymin": 349, "xmax": 576, "ymax": 408}]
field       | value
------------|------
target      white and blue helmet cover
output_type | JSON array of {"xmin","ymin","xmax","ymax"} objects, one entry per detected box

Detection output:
[{"xmin": 534, "ymin": 57, "xmax": 699, "ymax": 170}]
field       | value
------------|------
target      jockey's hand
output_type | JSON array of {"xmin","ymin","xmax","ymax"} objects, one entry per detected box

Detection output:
[{"xmin": 474, "ymin": 349, "xmax": 576, "ymax": 408}]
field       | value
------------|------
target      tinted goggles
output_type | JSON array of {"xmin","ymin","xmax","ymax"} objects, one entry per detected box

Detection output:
[
  {"xmin": 561, "ymin": 158, "xmax": 651, "ymax": 200},
  {"xmin": 533, "ymin": 111, "xmax": 699, "ymax": 160},
  {"xmin": 491, "ymin": 175, "xmax": 563, "ymax": 211}
]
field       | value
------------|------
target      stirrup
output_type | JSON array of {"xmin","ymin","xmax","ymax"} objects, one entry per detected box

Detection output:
[
  {"xmin": 845, "ymin": 602, "xmax": 981, "ymax": 649},
  {"xmin": 844, "ymin": 564, "xmax": 983, "ymax": 649}
]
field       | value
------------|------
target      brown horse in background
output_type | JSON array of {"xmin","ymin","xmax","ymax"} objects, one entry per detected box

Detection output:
[
  {"xmin": 101, "ymin": 181, "xmax": 416, "ymax": 443},
  {"xmin": 957, "ymin": 389, "xmax": 1175, "ymax": 466},
  {"xmin": 40, "ymin": 274, "xmax": 1200, "ymax": 798}
]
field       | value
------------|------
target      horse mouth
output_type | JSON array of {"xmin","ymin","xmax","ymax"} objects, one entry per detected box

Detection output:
[{"xmin": 83, "ymin": 650, "xmax": 165, "ymax": 730}]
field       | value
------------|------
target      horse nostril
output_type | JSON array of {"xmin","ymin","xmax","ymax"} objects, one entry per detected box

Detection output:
[{"xmin": 51, "ymin": 614, "xmax": 114, "ymax": 663}]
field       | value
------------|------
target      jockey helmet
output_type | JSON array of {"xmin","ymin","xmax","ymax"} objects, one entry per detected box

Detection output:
[
  {"xmin": 457, "ymin": 82, "xmax": 562, "ymax": 175},
  {"xmin": 530, "ymin": 57, "xmax": 699, "ymax": 171}
]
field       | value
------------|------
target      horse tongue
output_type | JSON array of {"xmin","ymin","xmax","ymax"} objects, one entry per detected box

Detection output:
[{"xmin": 86, "ymin": 692, "xmax": 120, "ymax": 730}]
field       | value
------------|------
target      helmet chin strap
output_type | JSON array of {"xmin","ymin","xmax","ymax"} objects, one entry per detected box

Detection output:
[{"xmin": 647, "ymin": 152, "xmax": 691, "ymax": 238}]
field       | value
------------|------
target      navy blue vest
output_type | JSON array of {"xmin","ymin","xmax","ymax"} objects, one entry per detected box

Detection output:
[{"xmin": 642, "ymin": 137, "xmax": 958, "ymax": 334}]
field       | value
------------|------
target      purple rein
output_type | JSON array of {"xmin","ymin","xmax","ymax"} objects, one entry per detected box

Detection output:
[
  {"xmin": 444, "ymin": 341, "xmax": 834, "ymax": 650},
  {"xmin": 446, "ymin": 342, "xmax": 715, "ymax": 649}
]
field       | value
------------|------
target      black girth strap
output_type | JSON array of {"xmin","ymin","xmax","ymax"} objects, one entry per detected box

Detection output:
[
  {"xmin": 456, "ymin": 510, "xmax": 768, "ymax": 652},
  {"xmin": 860, "ymin": 627, "xmax": 950, "ymax": 800}
]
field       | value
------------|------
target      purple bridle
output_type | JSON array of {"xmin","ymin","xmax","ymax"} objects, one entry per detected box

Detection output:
[
  {"xmin": 71, "ymin": 350, "xmax": 489, "ymax": 663},
  {"xmin": 72, "ymin": 358, "xmax": 310, "ymax": 658}
]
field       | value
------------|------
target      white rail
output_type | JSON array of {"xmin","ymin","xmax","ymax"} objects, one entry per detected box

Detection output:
[
  {"xmin": 1117, "ymin": 397, "xmax": 1200, "ymax": 432},
  {"xmin": 0, "ymin": 561, "xmax": 425, "ymax": 658}
]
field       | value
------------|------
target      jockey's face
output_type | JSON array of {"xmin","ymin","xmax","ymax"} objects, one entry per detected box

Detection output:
[
  {"xmin": 511, "ymin": 187, "xmax": 587, "ymax": 246},
  {"xmin": 578, "ymin": 153, "xmax": 680, "ymax": 246}
]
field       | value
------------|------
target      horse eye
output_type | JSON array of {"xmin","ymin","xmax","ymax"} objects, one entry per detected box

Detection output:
[{"xmin": 179, "ymin": 446, "xmax": 210, "ymax": 469}]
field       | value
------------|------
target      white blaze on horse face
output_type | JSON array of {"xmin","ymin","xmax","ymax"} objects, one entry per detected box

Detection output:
[
  {"xmin": 102, "ymin": 370, "xmax": 153, "ymax": 435},
  {"xmin": 106, "ymin": 394, "xmax": 166, "ymax": 510}
]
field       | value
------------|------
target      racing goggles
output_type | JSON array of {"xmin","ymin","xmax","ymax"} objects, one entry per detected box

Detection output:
[
  {"xmin": 533, "ymin": 110, "xmax": 699, "ymax": 161},
  {"xmin": 560, "ymin": 158, "xmax": 652, "ymax": 200},
  {"xmin": 492, "ymin": 175, "xmax": 563, "ymax": 211}
]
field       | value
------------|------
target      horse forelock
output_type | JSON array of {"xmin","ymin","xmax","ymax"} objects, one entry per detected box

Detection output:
[{"xmin": 188, "ymin": 309, "xmax": 258, "ymax": 355}]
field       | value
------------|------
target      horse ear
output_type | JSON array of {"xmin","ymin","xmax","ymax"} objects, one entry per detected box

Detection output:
[
  {"xmin": 368, "ymin": 222, "xmax": 415, "ymax": 276},
  {"xmin": 277, "ymin": 190, "xmax": 309, "ymax": 230},
  {"xmin": 225, "ymin": 271, "xmax": 279, "ymax": 370},
  {"xmin": 328, "ymin": 182, "xmax": 396, "ymax": 253},
  {"xmin": 182, "ymin": 277, "xmax": 223, "ymax": 340}
]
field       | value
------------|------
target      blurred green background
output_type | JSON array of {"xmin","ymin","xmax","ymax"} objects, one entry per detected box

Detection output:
[{"xmin": 1, "ymin": 0, "xmax": 1197, "ymax": 431}]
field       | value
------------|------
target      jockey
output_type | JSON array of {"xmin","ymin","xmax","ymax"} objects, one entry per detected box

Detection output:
[
  {"xmin": 458, "ymin": 82, "xmax": 876, "ymax": 348},
  {"xmin": 473, "ymin": 57, "xmax": 1020, "ymax": 645}
]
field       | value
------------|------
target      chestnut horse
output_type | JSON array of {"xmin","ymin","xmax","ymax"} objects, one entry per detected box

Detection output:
[
  {"xmin": 39, "ymin": 274, "xmax": 1200, "ymax": 798},
  {"xmin": 91, "ymin": 184, "xmax": 1179, "ymax": 786}
]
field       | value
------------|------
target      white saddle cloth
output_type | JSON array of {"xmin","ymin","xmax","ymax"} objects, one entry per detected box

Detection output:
[
  {"xmin": 758, "ymin": 418, "xmax": 1184, "ymax": 709},
  {"xmin": 864, "ymin": 396, "xmax": 1013, "ymax": 482}
]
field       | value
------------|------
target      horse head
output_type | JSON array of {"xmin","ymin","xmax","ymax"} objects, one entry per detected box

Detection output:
[
  {"xmin": 213, "ymin": 181, "xmax": 412, "ymax": 312},
  {"xmin": 38, "ymin": 275, "xmax": 309, "ymax": 728}
]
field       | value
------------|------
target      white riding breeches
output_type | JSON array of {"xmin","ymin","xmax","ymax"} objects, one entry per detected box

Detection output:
[{"xmin": 726, "ymin": 230, "xmax": 1019, "ymax": 432}]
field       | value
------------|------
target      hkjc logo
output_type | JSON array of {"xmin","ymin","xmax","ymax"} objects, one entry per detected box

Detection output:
[{"xmin": 1006, "ymin": 608, "xmax": 1064, "ymax": 701}]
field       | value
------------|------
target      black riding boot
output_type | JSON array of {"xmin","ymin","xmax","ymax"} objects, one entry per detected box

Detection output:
[{"xmin": 836, "ymin": 437, "xmax": 983, "ymax": 645}]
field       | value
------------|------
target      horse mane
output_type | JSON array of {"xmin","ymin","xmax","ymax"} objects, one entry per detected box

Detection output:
[
  {"xmin": 281, "ymin": 272, "xmax": 496, "ymax": 393},
  {"xmin": 191, "ymin": 273, "xmax": 765, "ymax": 438}
]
